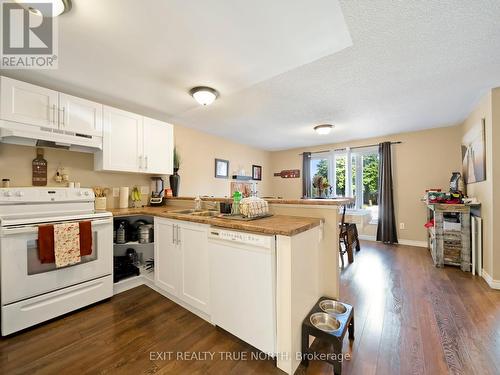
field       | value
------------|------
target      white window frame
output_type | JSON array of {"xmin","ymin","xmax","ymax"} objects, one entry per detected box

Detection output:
[
  {"xmin": 315, "ymin": 146, "xmax": 378, "ymax": 210},
  {"xmin": 309, "ymin": 152, "xmax": 332, "ymax": 197},
  {"xmin": 354, "ymin": 146, "xmax": 378, "ymax": 210}
]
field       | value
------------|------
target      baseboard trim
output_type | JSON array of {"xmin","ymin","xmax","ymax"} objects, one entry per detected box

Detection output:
[
  {"xmin": 482, "ymin": 270, "xmax": 500, "ymax": 290},
  {"xmin": 398, "ymin": 239, "xmax": 428, "ymax": 248},
  {"xmin": 358, "ymin": 235, "xmax": 427, "ymax": 248},
  {"xmin": 358, "ymin": 234, "xmax": 376, "ymax": 241}
]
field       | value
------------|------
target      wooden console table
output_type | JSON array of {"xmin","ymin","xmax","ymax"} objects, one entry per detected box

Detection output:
[{"xmin": 427, "ymin": 204, "xmax": 471, "ymax": 271}]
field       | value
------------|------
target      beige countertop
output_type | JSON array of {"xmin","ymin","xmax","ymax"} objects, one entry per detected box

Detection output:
[
  {"xmin": 166, "ymin": 196, "xmax": 353, "ymax": 206},
  {"xmin": 108, "ymin": 206, "xmax": 323, "ymax": 236}
]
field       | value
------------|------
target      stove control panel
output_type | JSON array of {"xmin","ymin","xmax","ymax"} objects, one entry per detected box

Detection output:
[{"xmin": 0, "ymin": 188, "xmax": 95, "ymax": 203}]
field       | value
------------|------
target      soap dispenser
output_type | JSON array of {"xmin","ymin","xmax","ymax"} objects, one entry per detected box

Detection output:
[{"xmin": 194, "ymin": 195, "xmax": 202, "ymax": 211}]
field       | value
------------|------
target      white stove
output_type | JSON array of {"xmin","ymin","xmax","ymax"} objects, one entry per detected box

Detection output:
[{"xmin": 0, "ymin": 187, "xmax": 113, "ymax": 335}]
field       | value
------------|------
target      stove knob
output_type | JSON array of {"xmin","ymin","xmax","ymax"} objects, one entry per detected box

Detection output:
[
  {"xmin": 84, "ymin": 191, "xmax": 89, "ymax": 196},
  {"xmin": 15, "ymin": 191, "xmax": 24, "ymax": 197},
  {"xmin": 4, "ymin": 191, "xmax": 12, "ymax": 197},
  {"xmin": 77, "ymin": 190, "xmax": 83, "ymax": 196}
]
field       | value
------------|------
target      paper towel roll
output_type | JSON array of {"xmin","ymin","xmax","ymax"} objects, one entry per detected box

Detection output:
[{"xmin": 119, "ymin": 187, "xmax": 129, "ymax": 208}]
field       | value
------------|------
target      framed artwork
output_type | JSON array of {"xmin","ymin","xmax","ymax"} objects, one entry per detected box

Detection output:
[
  {"xmin": 252, "ymin": 165, "xmax": 262, "ymax": 180},
  {"xmin": 215, "ymin": 158, "xmax": 229, "ymax": 178},
  {"xmin": 461, "ymin": 119, "xmax": 486, "ymax": 183}
]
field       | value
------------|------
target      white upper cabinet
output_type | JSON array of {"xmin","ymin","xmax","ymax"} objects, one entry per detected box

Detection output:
[
  {"xmin": 0, "ymin": 77, "xmax": 173, "ymax": 172},
  {"xmin": 95, "ymin": 107, "xmax": 173, "ymax": 174},
  {"xmin": 142, "ymin": 116, "xmax": 173, "ymax": 175},
  {"xmin": 0, "ymin": 77, "xmax": 103, "ymax": 137},
  {"xmin": 58, "ymin": 93, "xmax": 103, "ymax": 136},
  {"xmin": 97, "ymin": 106, "xmax": 142, "ymax": 172},
  {"xmin": 0, "ymin": 76, "xmax": 59, "ymax": 128}
]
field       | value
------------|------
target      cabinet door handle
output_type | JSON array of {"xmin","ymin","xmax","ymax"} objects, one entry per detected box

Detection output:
[
  {"xmin": 177, "ymin": 225, "xmax": 180, "ymax": 245},
  {"xmin": 138, "ymin": 155, "xmax": 143, "ymax": 170},
  {"xmin": 52, "ymin": 104, "xmax": 56, "ymax": 124},
  {"xmin": 145, "ymin": 156, "xmax": 149, "ymax": 170},
  {"xmin": 61, "ymin": 107, "xmax": 65, "ymax": 126},
  {"xmin": 172, "ymin": 224, "xmax": 175, "ymax": 244}
]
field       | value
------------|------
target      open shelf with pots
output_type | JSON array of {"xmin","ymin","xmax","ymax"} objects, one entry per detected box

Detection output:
[{"xmin": 113, "ymin": 215, "xmax": 155, "ymax": 294}]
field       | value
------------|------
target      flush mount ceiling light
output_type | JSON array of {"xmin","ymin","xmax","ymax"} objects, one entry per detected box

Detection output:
[
  {"xmin": 189, "ymin": 86, "xmax": 219, "ymax": 106},
  {"xmin": 14, "ymin": 0, "xmax": 72, "ymax": 17},
  {"xmin": 314, "ymin": 124, "xmax": 334, "ymax": 135}
]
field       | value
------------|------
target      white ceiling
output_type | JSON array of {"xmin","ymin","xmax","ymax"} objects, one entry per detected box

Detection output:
[{"xmin": 3, "ymin": 0, "xmax": 500, "ymax": 150}]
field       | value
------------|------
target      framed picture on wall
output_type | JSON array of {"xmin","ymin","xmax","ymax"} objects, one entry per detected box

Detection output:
[
  {"xmin": 252, "ymin": 165, "xmax": 262, "ymax": 180},
  {"xmin": 215, "ymin": 158, "xmax": 229, "ymax": 178},
  {"xmin": 461, "ymin": 118, "xmax": 486, "ymax": 183}
]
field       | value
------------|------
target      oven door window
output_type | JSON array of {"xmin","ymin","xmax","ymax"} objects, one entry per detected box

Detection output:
[{"xmin": 27, "ymin": 232, "xmax": 98, "ymax": 275}]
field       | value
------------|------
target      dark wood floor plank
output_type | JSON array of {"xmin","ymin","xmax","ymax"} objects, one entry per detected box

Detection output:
[{"xmin": 1, "ymin": 241, "xmax": 499, "ymax": 375}]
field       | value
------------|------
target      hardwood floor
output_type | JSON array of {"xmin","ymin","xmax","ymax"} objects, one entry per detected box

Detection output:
[{"xmin": 1, "ymin": 241, "xmax": 499, "ymax": 374}]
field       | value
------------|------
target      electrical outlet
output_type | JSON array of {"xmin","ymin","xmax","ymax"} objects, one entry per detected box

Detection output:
[
  {"xmin": 112, "ymin": 188, "xmax": 120, "ymax": 197},
  {"xmin": 399, "ymin": 222, "xmax": 405, "ymax": 230},
  {"xmin": 140, "ymin": 186, "xmax": 149, "ymax": 194}
]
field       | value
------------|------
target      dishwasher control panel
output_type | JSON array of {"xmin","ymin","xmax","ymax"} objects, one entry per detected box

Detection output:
[{"xmin": 208, "ymin": 228, "xmax": 274, "ymax": 249}]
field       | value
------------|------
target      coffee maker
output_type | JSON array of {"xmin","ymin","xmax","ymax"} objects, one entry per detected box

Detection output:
[{"xmin": 150, "ymin": 177, "xmax": 164, "ymax": 206}]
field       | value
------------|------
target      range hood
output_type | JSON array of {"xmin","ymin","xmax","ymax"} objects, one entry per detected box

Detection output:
[{"xmin": 0, "ymin": 121, "xmax": 102, "ymax": 153}]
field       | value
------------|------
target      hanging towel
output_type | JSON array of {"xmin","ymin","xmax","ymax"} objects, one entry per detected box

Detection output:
[
  {"xmin": 79, "ymin": 221, "xmax": 93, "ymax": 256},
  {"xmin": 38, "ymin": 225, "xmax": 55, "ymax": 263},
  {"xmin": 54, "ymin": 222, "xmax": 81, "ymax": 268}
]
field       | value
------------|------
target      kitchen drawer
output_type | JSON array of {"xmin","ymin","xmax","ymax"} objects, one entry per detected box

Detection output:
[{"xmin": 1, "ymin": 275, "xmax": 112, "ymax": 336}]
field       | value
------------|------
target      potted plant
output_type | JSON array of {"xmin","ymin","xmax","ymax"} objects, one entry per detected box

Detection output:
[
  {"xmin": 169, "ymin": 147, "xmax": 181, "ymax": 197},
  {"xmin": 312, "ymin": 175, "xmax": 330, "ymax": 198}
]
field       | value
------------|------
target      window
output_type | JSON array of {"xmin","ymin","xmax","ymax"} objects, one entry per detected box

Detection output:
[
  {"xmin": 309, "ymin": 148, "xmax": 379, "ymax": 221},
  {"xmin": 310, "ymin": 154, "xmax": 330, "ymax": 198}
]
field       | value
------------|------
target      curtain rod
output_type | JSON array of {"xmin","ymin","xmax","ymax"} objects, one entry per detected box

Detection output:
[{"xmin": 298, "ymin": 141, "xmax": 402, "ymax": 155}]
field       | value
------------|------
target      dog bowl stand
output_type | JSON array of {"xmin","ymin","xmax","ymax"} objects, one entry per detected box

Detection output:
[{"xmin": 301, "ymin": 296, "xmax": 354, "ymax": 375}]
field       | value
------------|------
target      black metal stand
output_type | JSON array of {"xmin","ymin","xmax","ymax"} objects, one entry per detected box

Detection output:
[{"xmin": 301, "ymin": 296, "xmax": 355, "ymax": 375}]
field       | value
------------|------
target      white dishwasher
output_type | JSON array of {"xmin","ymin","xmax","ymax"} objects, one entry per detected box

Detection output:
[{"xmin": 208, "ymin": 227, "xmax": 276, "ymax": 355}]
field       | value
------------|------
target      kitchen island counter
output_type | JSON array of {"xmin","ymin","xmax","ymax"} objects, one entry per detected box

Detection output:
[{"xmin": 108, "ymin": 206, "xmax": 322, "ymax": 236}]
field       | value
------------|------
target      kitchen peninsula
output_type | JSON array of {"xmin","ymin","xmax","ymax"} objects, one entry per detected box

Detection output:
[{"xmin": 111, "ymin": 196, "xmax": 351, "ymax": 374}]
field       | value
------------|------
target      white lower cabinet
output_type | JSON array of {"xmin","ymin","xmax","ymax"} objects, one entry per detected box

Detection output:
[{"xmin": 154, "ymin": 218, "xmax": 210, "ymax": 314}]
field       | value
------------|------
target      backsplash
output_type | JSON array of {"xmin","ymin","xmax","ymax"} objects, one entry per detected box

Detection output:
[{"xmin": 0, "ymin": 143, "xmax": 152, "ymax": 208}]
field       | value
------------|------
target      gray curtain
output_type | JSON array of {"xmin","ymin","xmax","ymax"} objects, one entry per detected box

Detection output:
[
  {"xmin": 376, "ymin": 142, "xmax": 398, "ymax": 244},
  {"xmin": 302, "ymin": 152, "xmax": 312, "ymax": 198}
]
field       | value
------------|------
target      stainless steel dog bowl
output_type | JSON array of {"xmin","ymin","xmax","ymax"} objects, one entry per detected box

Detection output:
[
  {"xmin": 309, "ymin": 312, "xmax": 341, "ymax": 333},
  {"xmin": 319, "ymin": 300, "xmax": 347, "ymax": 315}
]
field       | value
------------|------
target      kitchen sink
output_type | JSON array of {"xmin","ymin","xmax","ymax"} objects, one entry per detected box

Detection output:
[
  {"xmin": 169, "ymin": 209, "xmax": 219, "ymax": 217},
  {"xmin": 190, "ymin": 211, "xmax": 219, "ymax": 217},
  {"xmin": 169, "ymin": 209, "xmax": 199, "ymax": 214}
]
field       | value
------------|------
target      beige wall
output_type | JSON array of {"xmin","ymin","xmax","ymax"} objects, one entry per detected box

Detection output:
[
  {"xmin": 492, "ymin": 89, "xmax": 500, "ymax": 280},
  {"xmin": 0, "ymin": 124, "xmax": 272, "ymax": 205},
  {"xmin": 0, "ymin": 143, "xmax": 153, "ymax": 207},
  {"xmin": 269, "ymin": 126, "xmax": 463, "ymax": 243},
  {"xmin": 173, "ymin": 125, "xmax": 272, "ymax": 197},
  {"xmin": 460, "ymin": 92, "xmax": 493, "ymax": 278},
  {"xmin": 462, "ymin": 88, "xmax": 500, "ymax": 280}
]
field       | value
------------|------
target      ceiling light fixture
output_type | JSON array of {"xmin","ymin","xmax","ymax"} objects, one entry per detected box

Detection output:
[
  {"xmin": 189, "ymin": 86, "xmax": 219, "ymax": 106},
  {"xmin": 15, "ymin": 0, "xmax": 72, "ymax": 17},
  {"xmin": 314, "ymin": 124, "xmax": 334, "ymax": 135}
]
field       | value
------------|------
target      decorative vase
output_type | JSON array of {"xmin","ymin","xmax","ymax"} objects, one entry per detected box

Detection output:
[{"xmin": 169, "ymin": 169, "xmax": 180, "ymax": 197}]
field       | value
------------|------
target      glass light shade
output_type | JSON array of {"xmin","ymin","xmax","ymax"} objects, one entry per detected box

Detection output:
[
  {"xmin": 15, "ymin": 0, "xmax": 71, "ymax": 17},
  {"xmin": 314, "ymin": 124, "xmax": 334, "ymax": 135},
  {"xmin": 190, "ymin": 87, "xmax": 219, "ymax": 106}
]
